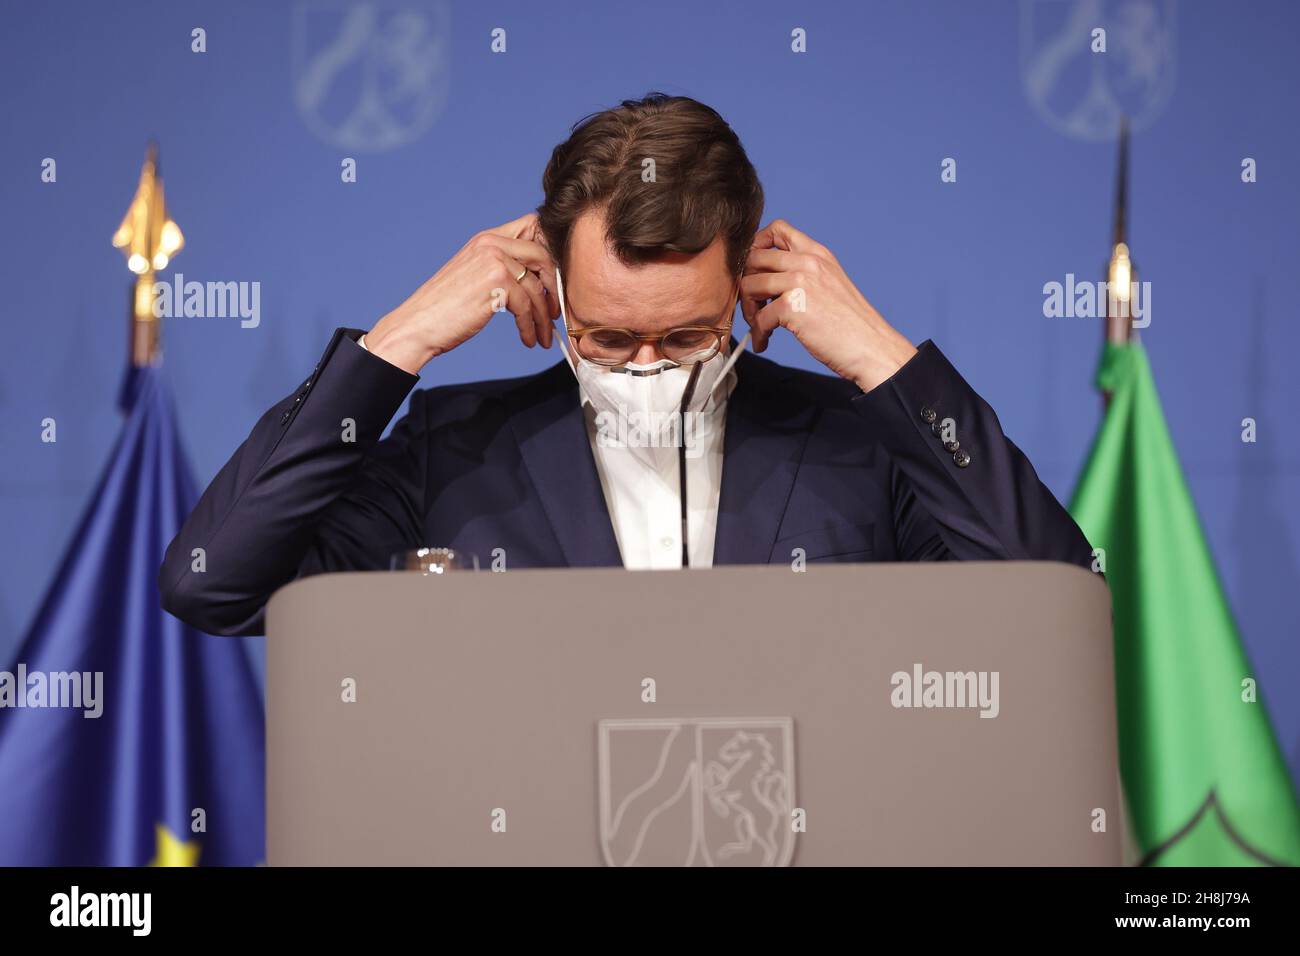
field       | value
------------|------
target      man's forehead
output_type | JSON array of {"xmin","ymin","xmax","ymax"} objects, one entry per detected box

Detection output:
[
  {"xmin": 563, "ymin": 270, "xmax": 734, "ymax": 332},
  {"xmin": 564, "ymin": 213, "xmax": 734, "ymax": 330}
]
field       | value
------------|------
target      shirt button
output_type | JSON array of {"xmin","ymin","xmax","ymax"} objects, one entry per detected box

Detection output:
[
  {"xmin": 954, "ymin": 449, "xmax": 971, "ymax": 468},
  {"xmin": 920, "ymin": 406, "xmax": 937, "ymax": 424},
  {"xmin": 660, "ymin": 537, "xmax": 674, "ymax": 550}
]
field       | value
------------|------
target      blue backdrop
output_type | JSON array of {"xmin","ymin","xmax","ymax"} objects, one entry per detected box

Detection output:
[{"xmin": 1, "ymin": 0, "xmax": 1297, "ymax": 781}]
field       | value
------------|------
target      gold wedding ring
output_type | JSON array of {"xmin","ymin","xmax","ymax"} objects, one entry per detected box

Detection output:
[{"xmin": 515, "ymin": 266, "xmax": 529, "ymax": 283}]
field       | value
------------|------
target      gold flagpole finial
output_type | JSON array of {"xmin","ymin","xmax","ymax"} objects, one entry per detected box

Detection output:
[{"xmin": 113, "ymin": 142, "xmax": 184, "ymax": 367}]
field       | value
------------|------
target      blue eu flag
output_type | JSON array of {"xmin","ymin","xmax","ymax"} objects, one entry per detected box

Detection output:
[{"xmin": 0, "ymin": 367, "xmax": 264, "ymax": 865}]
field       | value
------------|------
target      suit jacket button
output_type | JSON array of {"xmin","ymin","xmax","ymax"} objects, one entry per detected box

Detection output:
[
  {"xmin": 944, "ymin": 440, "xmax": 960, "ymax": 453},
  {"xmin": 921, "ymin": 406, "xmax": 937, "ymax": 424},
  {"xmin": 280, "ymin": 410, "xmax": 291, "ymax": 426},
  {"xmin": 953, "ymin": 449, "xmax": 971, "ymax": 468}
]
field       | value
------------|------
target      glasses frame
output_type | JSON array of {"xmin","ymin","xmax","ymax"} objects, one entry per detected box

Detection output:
[{"xmin": 559, "ymin": 277, "xmax": 741, "ymax": 368}]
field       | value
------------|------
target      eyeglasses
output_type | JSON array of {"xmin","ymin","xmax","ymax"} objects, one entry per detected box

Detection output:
[{"xmin": 558, "ymin": 272, "xmax": 739, "ymax": 367}]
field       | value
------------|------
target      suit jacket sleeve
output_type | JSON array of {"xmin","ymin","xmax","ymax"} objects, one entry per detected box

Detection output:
[
  {"xmin": 851, "ymin": 340, "xmax": 1094, "ymax": 569},
  {"xmin": 159, "ymin": 328, "xmax": 423, "ymax": 636}
]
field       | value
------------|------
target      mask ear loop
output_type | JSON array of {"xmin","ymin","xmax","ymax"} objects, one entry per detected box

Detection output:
[
  {"xmin": 554, "ymin": 265, "xmax": 581, "ymax": 374},
  {"xmin": 701, "ymin": 295, "xmax": 750, "ymax": 412}
]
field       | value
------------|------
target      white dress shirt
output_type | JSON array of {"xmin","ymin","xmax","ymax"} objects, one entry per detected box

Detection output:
[
  {"xmin": 359, "ymin": 333, "xmax": 734, "ymax": 570},
  {"xmin": 580, "ymin": 375, "xmax": 733, "ymax": 570}
]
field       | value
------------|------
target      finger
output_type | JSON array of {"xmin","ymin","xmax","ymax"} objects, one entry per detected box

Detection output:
[
  {"xmin": 518, "ymin": 271, "xmax": 553, "ymax": 348},
  {"xmin": 500, "ymin": 255, "xmax": 548, "ymax": 349},
  {"xmin": 506, "ymin": 292, "xmax": 536, "ymax": 347},
  {"xmin": 494, "ymin": 250, "xmax": 551, "ymax": 348},
  {"xmin": 545, "ymin": 281, "xmax": 561, "ymax": 322},
  {"xmin": 479, "ymin": 234, "xmax": 558, "ymax": 302},
  {"xmin": 751, "ymin": 218, "xmax": 818, "ymax": 254},
  {"xmin": 491, "ymin": 251, "xmax": 543, "ymax": 343},
  {"xmin": 496, "ymin": 257, "xmax": 538, "ymax": 348},
  {"xmin": 739, "ymin": 290, "xmax": 759, "ymax": 330},
  {"xmin": 741, "ymin": 271, "xmax": 800, "ymax": 301},
  {"xmin": 487, "ymin": 212, "xmax": 540, "ymax": 241},
  {"xmin": 749, "ymin": 299, "xmax": 785, "ymax": 353},
  {"xmin": 739, "ymin": 294, "xmax": 761, "ymax": 338},
  {"xmin": 744, "ymin": 247, "xmax": 818, "ymax": 274}
]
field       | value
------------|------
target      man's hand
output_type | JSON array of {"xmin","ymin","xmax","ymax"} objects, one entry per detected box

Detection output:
[
  {"xmin": 741, "ymin": 219, "xmax": 917, "ymax": 393},
  {"xmin": 364, "ymin": 213, "xmax": 559, "ymax": 375}
]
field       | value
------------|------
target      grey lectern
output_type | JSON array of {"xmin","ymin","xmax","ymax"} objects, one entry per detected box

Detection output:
[{"xmin": 265, "ymin": 562, "xmax": 1121, "ymax": 866}]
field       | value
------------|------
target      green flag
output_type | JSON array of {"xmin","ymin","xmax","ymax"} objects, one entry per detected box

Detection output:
[{"xmin": 1070, "ymin": 339, "xmax": 1300, "ymax": 865}]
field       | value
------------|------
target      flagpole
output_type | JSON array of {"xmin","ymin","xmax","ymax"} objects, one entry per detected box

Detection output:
[
  {"xmin": 130, "ymin": 271, "xmax": 158, "ymax": 367},
  {"xmin": 1105, "ymin": 119, "xmax": 1134, "ymax": 342},
  {"xmin": 1101, "ymin": 117, "xmax": 1135, "ymax": 405}
]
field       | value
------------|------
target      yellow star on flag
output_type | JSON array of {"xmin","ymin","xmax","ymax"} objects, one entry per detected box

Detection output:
[{"xmin": 148, "ymin": 823, "xmax": 200, "ymax": 867}]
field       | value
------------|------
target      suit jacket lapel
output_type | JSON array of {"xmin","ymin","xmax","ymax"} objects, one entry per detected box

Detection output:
[
  {"xmin": 508, "ymin": 361, "xmax": 623, "ymax": 568},
  {"xmin": 713, "ymin": 352, "xmax": 817, "ymax": 565}
]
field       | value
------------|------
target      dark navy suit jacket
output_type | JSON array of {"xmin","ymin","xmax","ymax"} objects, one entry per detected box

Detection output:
[{"xmin": 160, "ymin": 329, "xmax": 1095, "ymax": 636}]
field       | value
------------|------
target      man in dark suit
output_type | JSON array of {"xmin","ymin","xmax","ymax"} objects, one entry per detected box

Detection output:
[{"xmin": 160, "ymin": 93, "xmax": 1094, "ymax": 637}]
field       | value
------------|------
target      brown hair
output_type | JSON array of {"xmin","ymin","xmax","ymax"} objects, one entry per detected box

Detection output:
[{"xmin": 538, "ymin": 93, "xmax": 764, "ymax": 276}]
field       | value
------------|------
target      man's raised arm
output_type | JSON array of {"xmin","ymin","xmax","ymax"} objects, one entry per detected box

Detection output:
[
  {"xmin": 159, "ymin": 213, "xmax": 561, "ymax": 635},
  {"xmin": 159, "ymin": 329, "xmax": 422, "ymax": 636}
]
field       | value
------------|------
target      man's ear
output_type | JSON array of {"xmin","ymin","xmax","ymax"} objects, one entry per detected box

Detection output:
[{"xmin": 528, "ymin": 214, "xmax": 550, "ymax": 253}]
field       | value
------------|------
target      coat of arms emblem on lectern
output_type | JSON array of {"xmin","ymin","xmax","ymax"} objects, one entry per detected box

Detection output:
[{"xmin": 598, "ymin": 717, "xmax": 796, "ymax": 867}]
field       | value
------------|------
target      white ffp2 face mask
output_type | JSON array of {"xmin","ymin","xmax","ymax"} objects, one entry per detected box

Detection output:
[{"xmin": 554, "ymin": 266, "xmax": 748, "ymax": 428}]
